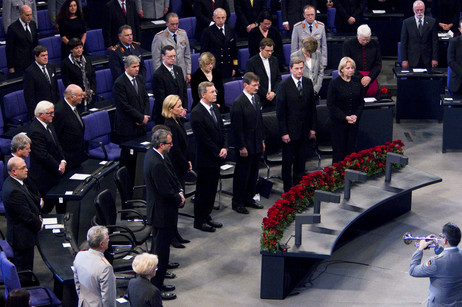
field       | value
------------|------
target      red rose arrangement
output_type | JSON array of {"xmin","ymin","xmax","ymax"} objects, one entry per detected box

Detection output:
[{"xmin": 261, "ymin": 140, "xmax": 405, "ymax": 253}]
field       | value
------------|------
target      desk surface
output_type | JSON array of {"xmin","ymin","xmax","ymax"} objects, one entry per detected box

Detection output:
[
  {"xmin": 46, "ymin": 159, "xmax": 119, "ymax": 200},
  {"xmin": 393, "ymin": 67, "xmax": 447, "ymax": 78},
  {"xmin": 441, "ymin": 95, "xmax": 462, "ymax": 106}
]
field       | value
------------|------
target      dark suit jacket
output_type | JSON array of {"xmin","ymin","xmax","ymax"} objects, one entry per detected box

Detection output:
[
  {"xmin": 276, "ymin": 76, "xmax": 316, "ymax": 140},
  {"xmin": 400, "ymin": 16, "xmax": 438, "ymax": 68},
  {"xmin": 231, "ymin": 93, "xmax": 264, "ymax": 154},
  {"xmin": 103, "ymin": 0, "xmax": 140, "ymax": 48},
  {"xmin": 23, "ymin": 63, "xmax": 59, "ymax": 119},
  {"xmin": 61, "ymin": 55, "xmax": 96, "ymax": 93},
  {"xmin": 143, "ymin": 148, "xmax": 182, "ymax": 227},
  {"xmin": 152, "ymin": 64, "xmax": 187, "ymax": 124},
  {"xmin": 193, "ymin": 0, "xmax": 230, "ymax": 40},
  {"xmin": 190, "ymin": 102, "xmax": 227, "ymax": 168},
  {"xmin": 2, "ymin": 176, "xmax": 42, "ymax": 250},
  {"xmin": 245, "ymin": 54, "xmax": 281, "ymax": 107},
  {"xmin": 448, "ymin": 36, "xmax": 462, "ymax": 93},
  {"xmin": 53, "ymin": 99, "xmax": 85, "ymax": 169},
  {"xmin": 28, "ymin": 118, "xmax": 65, "ymax": 197},
  {"xmin": 164, "ymin": 117, "xmax": 189, "ymax": 182},
  {"xmin": 281, "ymin": 0, "xmax": 315, "ymax": 30},
  {"xmin": 6, "ymin": 19, "xmax": 38, "ymax": 74},
  {"xmin": 234, "ymin": 0, "xmax": 266, "ymax": 36},
  {"xmin": 127, "ymin": 276, "xmax": 162, "ymax": 307},
  {"xmin": 335, "ymin": 0, "xmax": 366, "ymax": 33},
  {"xmin": 190, "ymin": 67, "xmax": 225, "ymax": 111},
  {"xmin": 113, "ymin": 73, "xmax": 150, "ymax": 139},
  {"xmin": 200, "ymin": 25, "xmax": 238, "ymax": 79}
]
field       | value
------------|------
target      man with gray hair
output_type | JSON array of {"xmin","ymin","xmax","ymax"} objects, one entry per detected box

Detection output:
[
  {"xmin": 343, "ymin": 24, "xmax": 382, "ymax": 97},
  {"xmin": 53, "ymin": 84, "xmax": 85, "ymax": 169},
  {"xmin": 73, "ymin": 226, "xmax": 116, "ymax": 306},
  {"xmin": 114, "ymin": 54, "xmax": 150, "ymax": 179},
  {"xmin": 29, "ymin": 100, "xmax": 66, "ymax": 213},
  {"xmin": 143, "ymin": 126, "xmax": 184, "ymax": 300}
]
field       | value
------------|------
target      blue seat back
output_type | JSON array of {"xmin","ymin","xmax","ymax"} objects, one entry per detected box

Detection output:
[
  {"xmin": 144, "ymin": 59, "xmax": 154, "ymax": 90},
  {"xmin": 82, "ymin": 110, "xmax": 112, "ymax": 149},
  {"xmin": 2, "ymin": 90, "xmax": 28, "ymax": 128},
  {"xmin": 0, "ymin": 45, "xmax": 8, "ymax": 76},
  {"xmin": 238, "ymin": 48, "xmax": 249, "ymax": 72},
  {"xmin": 179, "ymin": 17, "xmax": 196, "ymax": 39},
  {"xmin": 95, "ymin": 69, "xmax": 114, "ymax": 100},
  {"xmin": 228, "ymin": 12, "xmax": 236, "ymax": 28},
  {"xmin": 224, "ymin": 80, "xmax": 244, "ymax": 108},
  {"xmin": 38, "ymin": 36, "xmax": 61, "ymax": 65},
  {"xmin": 397, "ymin": 42, "xmax": 401, "ymax": 63},
  {"xmin": 283, "ymin": 44, "xmax": 291, "ymax": 67},
  {"xmin": 0, "ymin": 251, "xmax": 21, "ymax": 298},
  {"xmin": 0, "ymin": 17, "xmax": 5, "ymax": 41},
  {"xmin": 37, "ymin": 10, "xmax": 56, "ymax": 36},
  {"xmin": 170, "ymin": 0, "xmax": 183, "ymax": 17},
  {"xmin": 57, "ymin": 79, "xmax": 65, "ymax": 97},
  {"xmin": 332, "ymin": 70, "xmax": 339, "ymax": 79},
  {"xmin": 84, "ymin": 29, "xmax": 106, "ymax": 55},
  {"xmin": 191, "ymin": 53, "xmax": 200, "ymax": 74},
  {"xmin": 327, "ymin": 8, "xmax": 336, "ymax": 33}
]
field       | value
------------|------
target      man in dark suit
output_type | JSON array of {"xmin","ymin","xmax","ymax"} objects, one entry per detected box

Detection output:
[
  {"xmin": 245, "ymin": 38, "xmax": 281, "ymax": 110},
  {"xmin": 109, "ymin": 25, "xmax": 146, "ymax": 80},
  {"xmin": 200, "ymin": 8, "xmax": 238, "ymax": 79},
  {"xmin": 143, "ymin": 128, "xmax": 184, "ymax": 301},
  {"xmin": 114, "ymin": 55, "xmax": 150, "ymax": 179},
  {"xmin": 400, "ymin": 0, "xmax": 438, "ymax": 69},
  {"xmin": 53, "ymin": 84, "xmax": 85, "ymax": 169},
  {"xmin": 281, "ymin": 0, "xmax": 314, "ymax": 32},
  {"xmin": 5, "ymin": 5, "xmax": 38, "ymax": 77},
  {"xmin": 334, "ymin": 0, "xmax": 367, "ymax": 34},
  {"xmin": 103, "ymin": 0, "xmax": 140, "ymax": 49},
  {"xmin": 231, "ymin": 72, "xmax": 265, "ymax": 214},
  {"xmin": 448, "ymin": 22, "xmax": 462, "ymax": 96},
  {"xmin": 28, "ymin": 101, "xmax": 66, "ymax": 213},
  {"xmin": 276, "ymin": 56, "xmax": 316, "ymax": 192},
  {"xmin": 190, "ymin": 81, "xmax": 227, "ymax": 232},
  {"xmin": 234, "ymin": 0, "xmax": 266, "ymax": 37},
  {"xmin": 193, "ymin": 0, "xmax": 230, "ymax": 40},
  {"xmin": 3, "ymin": 157, "xmax": 42, "ymax": 272},
  {"xmin": 23, "ymin": 45, "xmax": 60, "ymax": 120},
  {"xmin": 152, "ymin": 45, "xmax": 187, "ymax": 124}
]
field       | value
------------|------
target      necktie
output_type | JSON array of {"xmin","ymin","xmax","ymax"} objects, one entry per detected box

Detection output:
[
  {"xmin": 42, "ymin": 66, "xmax": 51, "ymax": 84},
  {"xmin": 210, "ymin": 106, "xmax": 217, "ymax": 124},
  {"xmin": 297, "ymin": 80, "xmax": 302, "ymax": 95},
  {"xmin": 121, "ymin": 0, "xmax": 126, "ymax": 15},
  {"xmin": 170, "ymin": 69, "xmax": 176, "ymax": 79},
  {"xmin": 173, "ymin": 33, "xmax": 177, "ymax": 44},
  {"xmin": 74, "ymin": 108, "xmax": 84, "ymax": 127},
  {"xmin": 25, "ymin": 23, "xmax": 32, "ymax": 40},
  {"xmin": 309, "ymin": 24, "xmax": 312, "ymax": 33},
  {"xmin": 251, "ymin": 95, "xmax": 256, "ymax": 110},
  {"xmin": 418, "ymin": 18, "xmax": 422, "ymax": 35},
  {"xmin": 250, "ymin": 0, "xmax": 253, "ymax": 7},
  {"xmin": 132, "ymin": 77, "xmax": 138, "ymax": 93},
  {"xmin": 211, "ymin": 0, "xmax": 215, "ymax": 10},
  {"xmin": 47, "ymin": 126, "xmax": 58, "ymax": 147},
  {"xmin": 220, "ymin": 27, "xmax": 225, "ymax": 36}
]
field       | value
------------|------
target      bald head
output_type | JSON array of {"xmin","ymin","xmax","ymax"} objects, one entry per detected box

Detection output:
[
  {"xmin": 8, "ymin": 157, "xmax": 28, "ymax": 180},
  {"xmin": 19, "ymin": 5, "xmax": 33, "ymax": 23},
  {"xmin": 64, "ymin": 84, "xmax": 83, "ymax": 107}
]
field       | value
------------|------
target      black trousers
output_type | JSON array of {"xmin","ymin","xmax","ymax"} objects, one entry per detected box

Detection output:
[
  {"xmin": 282, "ymin": 137, "xmax": 308, "ymax": 192},
  {"xmin": 194, "ymin": 166, "xmax": 220, "ymax": 225},
  {"xmin": 151, "ymin": 226, "xmax": 175, "ymax": 289},
  {"xmin": 118, "ymin": 134, "xmax": 142, "ymax": 183},
  {"xmin": 14, "ymin": 246, "xmax": 35, "ymax": 272},
  {"xmin": 331, "ymin": 119, "xmax": 360, "ymax": 163},
  {"xmin": 232, "ymin": 153, "xmax": 259, "ymax": 207}
]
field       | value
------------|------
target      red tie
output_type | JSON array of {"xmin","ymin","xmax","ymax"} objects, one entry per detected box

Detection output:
[
  {"xmin": 121, "ymin": 0, "xmax": 126, "ymax": 15},
  {"xmin": 211, "ymin": 0, "xmax": 215, "ymax": 10}
]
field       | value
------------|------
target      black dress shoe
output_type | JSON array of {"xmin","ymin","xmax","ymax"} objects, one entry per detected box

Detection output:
[
  {"xmin": 232, "ymin": 206, "xmax": 249, "ymax": 214},
  {"xmin": 194, "ymin": 223, "xmax": 216, "ymax": 232},
  {"xmin": 167, "ymin": 262, "xmax": 180, "ymax": 269},
  {"xmin": 161, "ymin": 284, "xmax": 176, "ymax": 292},
  {"xmin": 245, "ymin": 201, "xmax": 264, "ymax": 209},
  {"xmin": 165, "ymin": 270, "xmax": 176, "ymax": 279},
  {"xmin": 171, "ymin": 238, "xmax": 186, "ymax": 248},
  {"xmin": 207, "ymin": 219, "xmax": 223, "ymax": 228},
  {"xmin": 178, "ymin": 238, "xmax": 190, "ymax": 244},
  {"xmin": 161, "ymin": 292, "xmax": 177, "ymax": 300}
]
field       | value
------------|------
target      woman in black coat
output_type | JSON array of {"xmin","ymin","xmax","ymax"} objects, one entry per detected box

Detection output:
[
  {"xmin": 190, "ymin": 52, "xmax": 226, "ymax": 113},
  {"xmin": 61, "ymin": 38, "xmax": 96, "ymax": 106},
  {"xmin": 162, "ymin": 95, "xmax": 191, "ymax": 248},
  {"xmin": 327, "ymin": 57, "xmax": 364, "ymax": 163},
  {"xmin": 127, "ymin": 253, "xmax": 164, "ymax": 306},
  {"xmin": 57, "ymin": 0, "xmax": 86, "ymax": 59}
]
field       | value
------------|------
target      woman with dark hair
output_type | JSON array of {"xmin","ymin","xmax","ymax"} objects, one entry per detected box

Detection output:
[
  {"xmin": 190, "ymin": 52, "xmax": 226, "ymax": 113},
  {"xmin": 327, "ymin": 57, "xmax": 364, "ymax": 163},
  {"xmin": 57, "ymin": 0, "xmax": 86, "ymax": 58},
  {"xmin": 162, "ymin": 95, "xmax": 191, "ymax": 248},
  {"xmin": 248, "ymin": 11, "xmax": 284, "ymax": 67},
  {"xmin": 61, "ymin": 38, "xmax": 96, "ymax": 106},
  {"xmin": 6, "ymin": 289, "xmax": 30, "ymax": 307}
]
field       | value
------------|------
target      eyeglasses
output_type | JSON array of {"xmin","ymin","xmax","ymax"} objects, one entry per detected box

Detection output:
[
  {"xmin": 163, "ymin": 142, "xmax": 173, "ymax": 145},
  {"xmin": 439, "ymin": 233, "xmax": 446, "ymax": 239},
  {"xmin": 45, "ymin": 111, "xmax": 55, "ymax": 116}
]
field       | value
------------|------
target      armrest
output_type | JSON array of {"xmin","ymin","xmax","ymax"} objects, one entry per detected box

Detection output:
[{"xmin": 118, "ymin": 209, "xmax": 147, "ymax": 226}]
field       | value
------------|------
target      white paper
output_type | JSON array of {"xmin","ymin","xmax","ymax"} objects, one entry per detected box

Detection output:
[
  {"xmin": 372, "ymin": 10, "xmax": 386, "ymax": 14},
  {"xmin": 65, "ymin": 191, "xmax": 73, "ymax": 195},
  {"xmin": 148, "ymin": 93, "xmax": 154, "ymax": 97},
  {"xmin": 89, "ymin": 108, "xmax": 99, "ymax": 112},
  {"xmin": 444, "ymin": 97, "xmax": 454, "ymax": 101},
  {"xmin": 220, "ymin": 164, "xmax": 233, "ymax": 171},
  {"xmin": 123, "ymin": 255, "xmax": 133, "ymax": 260},
  {"xmin": 401, "ymin": 70, "xmax": 410, "ymax": 73},
  {"xmin": 151, "ymin": 20, "xmax": 166, "ymax": 25},
  {"xmin": 45, "ymin": 224, "xmax": 64, "ymax": 229},
  {"xmin": 42, "ymin": 218, "xmax": 58, "ymax": 225},
  {"xmin": 140, "ymin": 141, "xmax": 151, "ymax": 146},
  {"xmin": 69, "ymin": 173, "xmax": 91, "ymax": 180},
  {"xmin": 364, "ymin": 97, "xmax": 377, "ymax": 103},
  {"xmin": 52, "ymin": 229, "xmax": 61, "ymax": 233},
  {"xmin": 62, "ymin": 243, "xmax": 71, "ymax": 248},
  {"xmin": 413, "ymin": 68, "xmax": 427, "ymax": 73},
  {"xmin": 99, "ymin": 161, "xmax": 108, "ymax": 165},
  {"xmin": 116, "ymin": 298, "xmax": 128, "ymax": 303}
]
